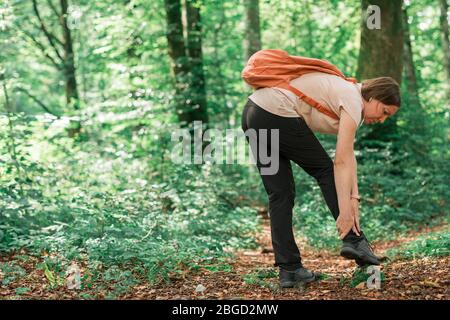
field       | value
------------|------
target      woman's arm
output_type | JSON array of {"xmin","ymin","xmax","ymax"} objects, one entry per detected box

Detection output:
[
  {"xmin": 351, "ymin": 154, "xmax": 359, "ymax": 197},
  {"xmin": 351, "ymin": 154, "xmax": 361, "ymax": 232},
  {"xmin": 334, "ymin": 109, "xmax": 358, "ymax": 239}
]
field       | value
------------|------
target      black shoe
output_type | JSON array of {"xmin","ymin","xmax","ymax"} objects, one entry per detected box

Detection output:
[
  {"xmin": 340, "ymin": 234, "xmax": 381, "ymax": 266},
  {"xmin": 279, "ymin": 266, "xmax": 317, "ymax": 288}
]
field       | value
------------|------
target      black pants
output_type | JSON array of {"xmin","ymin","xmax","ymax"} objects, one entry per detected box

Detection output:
[{"xmin": 241, "ymin": 99, "xmax": 362, "ymax": 271}]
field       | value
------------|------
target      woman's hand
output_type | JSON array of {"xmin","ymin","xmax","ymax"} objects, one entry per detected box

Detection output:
[
  {"xmin": 336, "ymin": 214, "xmax": 355, "ymax": 240},
  {"xmin": 350, "ymin": 198, "xmax": 361, "ymax": 235}
]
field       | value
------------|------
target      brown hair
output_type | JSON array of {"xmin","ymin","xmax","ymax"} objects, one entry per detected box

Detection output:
[{"xmin": 361, "ymin": 77, "xmax": 401, "ymax": 107}]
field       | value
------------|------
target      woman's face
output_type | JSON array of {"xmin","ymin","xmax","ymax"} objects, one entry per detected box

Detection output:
[{"xmin": 363, "ymin": 99, "xmax": 399, "ymax": 125}]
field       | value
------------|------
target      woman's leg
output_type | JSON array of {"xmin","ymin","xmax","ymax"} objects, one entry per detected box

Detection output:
[{"xmin": 241, "ymin": 99, "xmax": 302, "ymax": 270}]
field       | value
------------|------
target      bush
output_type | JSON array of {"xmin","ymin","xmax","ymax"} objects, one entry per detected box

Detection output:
[{"xmin": 0, "ymin": 114, "xmax": 261, "ymax": 289}]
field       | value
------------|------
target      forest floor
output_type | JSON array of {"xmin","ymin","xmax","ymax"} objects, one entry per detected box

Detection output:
[
  {"xmin": 0, "ymin": 208, "xmax": 449, "ymax": 300},
  {"xmin": 125, "ymin": 211, "xmax": 449, "ymax": 300}
]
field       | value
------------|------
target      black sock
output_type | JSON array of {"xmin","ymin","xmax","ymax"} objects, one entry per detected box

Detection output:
[{"xmin": 279, "ymin": 263, "xmax": 302, "ymax": 271}]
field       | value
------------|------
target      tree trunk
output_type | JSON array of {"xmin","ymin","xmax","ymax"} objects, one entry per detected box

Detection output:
[
  {"xmin": 402, "ymin": 7, "xmax": 421, "ymax": 111},
  {"xmin": 185, "ymin": 0, "xmax": 208, "ymax": 125},
  {"xmin": 244, "ymin": 0, "xmax": 262, "ymax": 60},
  {"xmin": 164, "ymin": 0, "xmax": 190, "ymax": 126},
  {"xmin": 439, "ymin": 0, "xmax": 450, "ymax": 99},
  {"xmin": 60, "ymin": 0, "xmax": 79, "ymax": 109},
  {"xmin": 30, "ymin": 0, "xmax": 79, "ymax": 110},
  {"xmin": 356, "ymin": 0, "xmax": 404, "ymax": 143},
  {"xmin": 211, "ymin": 5, "xmax": 229, "ymax": 123},
  {"xmin": 164, "ymin": 0, "xmax": 208, "ymax": 127},
  {"xmin": 402, "ymin": 6, "xmax": 429, "ymax": 157}
]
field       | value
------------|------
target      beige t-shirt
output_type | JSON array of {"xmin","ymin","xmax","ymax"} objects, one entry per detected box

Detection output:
[{"xmin": 248, "ymin": 72, "xmax": 365, "ymax": 135}]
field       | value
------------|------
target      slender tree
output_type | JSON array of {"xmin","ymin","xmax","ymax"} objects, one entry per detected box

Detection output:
[
  {"xmin": 244, "ymin": 0, "xmax": 262, "ymax": 60},
  {"xmin": 164, "ymin": 0, "xmax": 190, "ymax": 126},
  {"xmin": 356, "ymin": 0, "xmax": 404, "ymax": 143},
  {"xmin": 402, "ymin": 6, "xmax": 421, "ymax": 111},
  {"xmin": 29, "ymin": 0, "xmax": 79, "ymax": 109},
  {"xmin": 1, "ymin": 75, "xmax": 25, "ymax": 196},
  {"xmin": 439, "ymin": 0, "xmax": 450, "ymax": 99},
  {"xmin": 185, "ymin": 0, "xmax": 208, "ymax": 124},
  {"xmin": 60, "ymin": 0, "xmax": 78, "ymax": 108},
  {"xmin": 124, "ymin": 0, "xmax": 144, "ymax": 100},
  {"xmin": 402, "ymin": 6, "xmax": 429, "ymax": 157},
  {"xmin": 211, "ymin": 4, "xmax": 228, "ymax": 122}
]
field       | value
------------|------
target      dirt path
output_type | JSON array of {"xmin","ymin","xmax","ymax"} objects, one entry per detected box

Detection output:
[
  {"xmin": 1, "ymin": 214, "xmax": 449, "ymax": 300},
  {"xmin": 126, "ymin": 215, "xmax": 449, "ymax": 300}
]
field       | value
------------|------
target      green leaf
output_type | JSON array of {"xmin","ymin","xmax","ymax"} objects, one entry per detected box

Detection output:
[
  {"xmin": 15, "ymin": 287, "xmax": 30, "ymax": 295},
  {"xmin": 44, "ymin": 263, "xmax": 56, "ymax": 287}
]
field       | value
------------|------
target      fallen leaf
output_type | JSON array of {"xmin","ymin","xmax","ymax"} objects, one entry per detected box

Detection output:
[
  {"xmin": 355, "ymin": 282, "xmax": 366, "ymax": 289},
  {"xmin": 420, "ymin": 281, "xmax": 440, "ymax": 288}
]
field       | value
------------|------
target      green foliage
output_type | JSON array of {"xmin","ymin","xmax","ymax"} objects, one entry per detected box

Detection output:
[
  {"xmin": 387, "ymin": 230, "xmax": 450, "ymax": 260},
  {"xmin": 0, "ymin": 261, "xmax": 27, "ymax": 286},
  {"xmin": 242, "ymin": 267, "xmax": 279, "ymax": 291},
  {"xmin": 15, "ymin": 287, "xmax": 30, "ymax": 295},
  {"xmin": 0, "ymin": 0, "xmax": 448, "ymax": 296},
  {"xmin": 293, "ymin": 139, "xmax": 449, "ymax": 250},
  {"xmin": 0, "ymin": 114, "xmax": 261, "ymax": 291}
]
